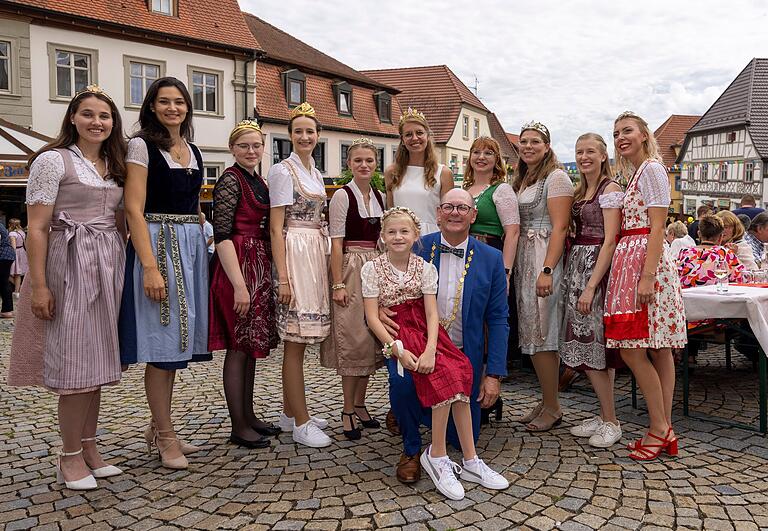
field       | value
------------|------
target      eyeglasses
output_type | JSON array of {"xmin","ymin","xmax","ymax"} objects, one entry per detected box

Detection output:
[
  {"xmin": 471, "ymin": 150, "xmax": 496, "ymax": 158},
  {"xmin": 439, "ymin": 203, "xmax": 473, "ymax": 215},
  {"xmin": 234, "ymin": 143, "xmax": 263, "ymax": 151}
]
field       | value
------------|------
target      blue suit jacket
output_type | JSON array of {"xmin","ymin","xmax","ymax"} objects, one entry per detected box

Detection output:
[{"xmin": 417, "ymin": 233, "xmax": 509, "ymax": 439}]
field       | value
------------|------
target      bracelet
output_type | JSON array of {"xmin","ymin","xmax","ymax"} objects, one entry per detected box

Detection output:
[
  {"xmin": 382, "ymin": 339, "xmax": 403, "ymax": 359},
  {"xmin": 331, "ymin": 283, "xmax": 346, "ymax": 290}
]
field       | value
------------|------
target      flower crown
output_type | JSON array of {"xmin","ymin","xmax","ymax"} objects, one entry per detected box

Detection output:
[
  {"xmin": 74, "ymin": 84, "xmax": 113, "ymax": 103},
  {"xmin": 290, "ymin": 102, "xmax": 316, "ymax": 120},
  {"xmin": 230, "ymin": 119, "xmax": 262, "ymax": 138},
  {"xmin": 615, "ymin": 110, "xmax": 647, "ymax": 125},
  {"xmin": 381, "ymin": 206, "xmax": 421, "ymax": 231},
  {"xmin": 520, "ymin": 120, "xmax": 550, "ymax": 142},
  {"xmin": 399, "ymin": 107, "xmax": 427, "ymax": 126}
]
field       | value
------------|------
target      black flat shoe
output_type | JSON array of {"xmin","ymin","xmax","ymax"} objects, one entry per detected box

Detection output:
[
  {"xmin": 480, "ymin": 397, "xmax": 503, "ymax": 425},
  {"xmin": 354, "ymin": 405, "xmax": 380, "ymax": 429},
  {"xmin": 229, "ymin": 433, "xmax": 271, "ymax": 449},
  {"xmin": 251, "ymin": 422, "xmax": 281, "ymax": 437},
  {"xmin": 342, "ymin": 412, "xmax": 362, "ymax": 440}
]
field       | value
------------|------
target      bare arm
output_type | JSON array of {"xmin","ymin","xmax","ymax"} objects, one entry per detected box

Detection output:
[
  {"xmin": 124, "ymin": 162, "xmax": 166, "ymax": 302},
  {"xmin": 638, "ymin": 207, "xmax": 668, "ymax": 305},
  {"xmin": 577, "ymin": 185, "xmax": 621, "ymax": 314},
  {"xmin": 26, "ymin": 204, "xmax": 55, "ymax": 320},
  {"xmin": 384, "ymin": 164, "xmax": 395, "ymax": 208},
  {"xmin": 269, "ymin": 206, "xmax": 291, "ymax": 305},
  {"xmin": 8, "ymin": 234, "xmax": 16, "ymax": 249},
  {"xmin": 502, "ymin": 223, "xmax": 519, "ymax": 270},
  {"xmin": 536, "ymin": 195, "xmax": 573, "ymax": 297},
  {"xmin": 439, "ymin": 165, "xmax": 454, "ymax": 197},
  {"xmin": 364, "ymin": 297, "xmax": 418, "ymax": 370},
  {"xmin": 330, "ymin": 238, "xmax": 348, "ymax": 307}
]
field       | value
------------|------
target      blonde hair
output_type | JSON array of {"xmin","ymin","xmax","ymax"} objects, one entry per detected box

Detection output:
[
  {"xmin": 347, "ymin": 142, "xmax": 378, "ymax": 164},
  {"xmin": 512, "ymin": 128, "xmax": 562, "ymax": 193},
  {"xmin": 613, "ymin": 112, "xmax": 662, "ymax": 181},
  {"xmin": 462, "ymin": 136, "xmax": 506, "ymax": 190},
  {"xmin": 666, "ymin": 221, "xmax": 688, "ymax": 239},
  {"xmin": 228, "ymin": 127, "xmax": 263, "ymax": 147},
  {"xmin": 573, "ymin": 133, "xmax": 613, "ymax": 202},
  {"xmin": 716, "ymin": 210, "xmax": 745, "ymax": 242},
  {"xmin": 8, "ymin": 218, "xmax": 22, "ymax": 232},
  {"xmin": 380, "ymin": 207, "xmax": 421, "ymax": 236},
  {"xmin": 390, "ymin": 117, "xmax": 439, "ymax": 190}
]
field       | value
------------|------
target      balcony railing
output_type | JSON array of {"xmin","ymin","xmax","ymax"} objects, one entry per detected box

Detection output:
[{"xmin": 680, "ymin": 179, "xmax": 762, "ymax": 196}]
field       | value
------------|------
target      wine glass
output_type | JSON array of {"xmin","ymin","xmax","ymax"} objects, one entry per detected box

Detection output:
[{"xmin": 714, "ymin": 257, "xmax": 729, "ymax": 293}]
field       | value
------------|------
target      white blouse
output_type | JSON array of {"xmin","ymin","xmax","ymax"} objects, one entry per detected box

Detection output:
[
  {"xmin": 391, "ymin": 164, "xmax": 444, "ymax": 235},
  {"xmin": 329, "ymin": 180, "xmax": 385, "ymax": 238},
  {"xmin": 27, "ymin": 145, "xmax": 119, "ymax": 206},
  {"xmin": 597, "ymin": 160, "xmax": 671, "ymax": 209},
  {"xmin": 482, "ymin": 182, "xmax": 520, "ymax": 226},
  {"xmin": 268, "ymin": 152, "xmax": 325, "ymax": 208},
  {"xmin": 360, "ymin": 258, "xmax": 438, "ymax": 298},
  {"xmin": 518, "ymin": 169, "xmax": 574, "ymax": 203},
  {"xmin": 126, "ymin": 137, "xmax": 199, "ymax": 170}
]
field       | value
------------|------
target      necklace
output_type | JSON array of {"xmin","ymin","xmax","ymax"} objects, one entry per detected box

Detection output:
[
  {"xmin": 171, "ymin": 141, "xmax": 186, "ymax": 161},
  {"xmin": 429, "ymin": 242, "xmax": 473, "ymax": 331}
]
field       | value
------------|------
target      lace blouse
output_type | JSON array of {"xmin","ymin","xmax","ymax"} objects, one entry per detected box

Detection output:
[
  {"xmin": 212, "ymin": 165, "xmax": 269, "ymax": 243},
  {"xmin": 126, "ymin": 137, "xmax": 199, "ymax": 170},
  {"xmin": 598, "ymin": 160, "xmax": 670, "ymax": 209},
  {"xmin": 518, "ymin": 169, "xmax": 573, "ymax": 203},
  {"xmin": 488, "ymin": 183, "xmax": 520, "ymax": 226},
  {"xmin": 329, "ymin": 180, "xmax": 385, "ymax": 238},
  {"xmin": 27, "ymin": 146, "xmax": 119, "ymax": 206},
  {"xmin": 361, "ymin": 255, "xmax": 438, "ymax": 307}
]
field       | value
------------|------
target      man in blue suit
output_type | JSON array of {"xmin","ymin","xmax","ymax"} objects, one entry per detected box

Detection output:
[{"xmin": 382, "ymin": 188, "xmax": 509, "ymax": 484}]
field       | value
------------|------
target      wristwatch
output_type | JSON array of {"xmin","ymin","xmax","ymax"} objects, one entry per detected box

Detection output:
[
  {"xmin": 541, "ymin": 266, "xmax": 553, "ymax": 275},
  {"xmin": 486, "ymin": 374, "xmax": 503, "ymax": 380}
]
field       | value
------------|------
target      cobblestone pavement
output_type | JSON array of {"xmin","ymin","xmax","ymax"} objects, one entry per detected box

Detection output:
[{"xmin": 2, "ymin": 317, "xmax": 768, "ymax": 530}]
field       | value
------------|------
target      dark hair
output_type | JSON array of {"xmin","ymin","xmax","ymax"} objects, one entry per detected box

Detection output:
[
  {"xmin": 512, "ymin": 129, "xmax": 562, "ymax": 193},
  {"xmin": 698, "ymin": 215, "xmax": 724, "ymax": 241},
  {"xmin": 741, "ymin": 194, "xmax": 757, "ymax": 207},
  {"xmin": 28, "ymin": 91, "xmax": 127, "ymax": 186},
  {"xmin": 749, "ymin": 211, "xmax": 768, "ymax": 232},
  {"xmin": 288, "ymin": 114, "xmax": 321, "ymax": 135},
  {"xmin": 135, "ymin": 77, "xmax": 194, "ymax": 150},
  {"xmin": 696, "ymin": 204, "xmax": 712, "ymax": 217}
]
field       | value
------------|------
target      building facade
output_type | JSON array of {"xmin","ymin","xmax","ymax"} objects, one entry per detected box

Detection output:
[
  {"xmin": 654, "ymin": 114, "xmax": 700, "ymax": 214},
  {"xmin": 678, "ymin": 59, "xmax": 768, "ymax": 213}
]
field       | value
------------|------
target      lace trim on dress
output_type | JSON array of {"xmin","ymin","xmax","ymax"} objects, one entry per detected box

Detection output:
[
  {"xmin": 599, "ymin": 192, "xmax": 624, "ymax": 209},
  {"xmin": 492, "ymin": 183, "xmax": 520, "ymax": 226},
  {"xmin": 431, "ymin": 392, "xmax": 470, "ymax": 409},
  {"xmin": 26, "ymin": 148, "xmax": 118, "ymax": 205},
  {"xmin": 636, "ymin": 161, "xmax": 671, "ymax": 207}
]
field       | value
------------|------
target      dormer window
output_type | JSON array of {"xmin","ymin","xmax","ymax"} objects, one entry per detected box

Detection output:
[
  {"xmin": 374, "ymin": 91, "xmax": 391, "ymax": 123},
  {"xmin": 333, "ymin": 81, "xmax": 352, "ymax": 116},
  {"xmin": 282, "ymin": 69, "xmax": 306, "ymax": 107},
  {"xmin": 151, "ymin": 0, "xmax": 174, "ymax": 16}
]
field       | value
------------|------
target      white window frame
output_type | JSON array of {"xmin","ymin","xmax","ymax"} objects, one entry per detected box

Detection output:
[
  {"xmin": 0, "ymin": 37, "xmax": 19, "ymax": 95},
  {"xmin": 462, "ymin": 115, "xmax": 469, "ymax": 139},
  {"xmin": 151, "ymin": 0, "xmax": 175, "ymax": 16},
  {"xmin": 203, "ymin": 163, "xmax": 224, "ymax": 186},
  {"xmin": 123, "ymin": 55, "xmax": 165, "ymax": 109},
  {"xmin": 187, "ymin": 66, "xmax": 224, "ymax": 117},
  {"xmin": 47, "ymin": 43, "xmax": 98, "ymax": 102},
  {"xmin": 719, "ymin": 162, "xmax": 728, "ymax": 182},
  {"xmin": 473, "ymin": 118, "xmax": 480, "ymax": 139},
  {"xmin": 746, "ymin": 161, "xmax": 754, "ymax": 182}
]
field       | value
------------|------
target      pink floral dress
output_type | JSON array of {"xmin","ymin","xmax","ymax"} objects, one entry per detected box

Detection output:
[
  {"xmin": 677, "ymin": 246, "xmax": 744, "ymax": 287},
  {"xmin": 603, "ymin": 160, "xmax": 687, "ymax": 349}
]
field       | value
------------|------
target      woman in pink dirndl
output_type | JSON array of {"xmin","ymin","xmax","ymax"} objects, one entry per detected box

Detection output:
[{"xmin": 603, "ymin": 111, "xmax": 686, "ymax": 461}]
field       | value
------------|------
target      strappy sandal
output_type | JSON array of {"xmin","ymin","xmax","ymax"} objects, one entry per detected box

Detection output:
[
  {"xmin": 628, "ymin": 427, "xmax": 677, "ymax": 461},
  {"xmin": 154, "ymin": 429, "xmax": 189, "ymax": 470},
  {"xmin": 354, "ymin": 405, "xmax": 380, "ymax": 429},
  {"xmin": 525, "ymin": 406, "xmax": 563, "ymax": 432},
  {"xmin": 342, "ymin": 412, "xmax": 361, "ymax": 440},
  {"xmin": 517, "ymin": 402, "xmax": 544, "ymax": 424}
]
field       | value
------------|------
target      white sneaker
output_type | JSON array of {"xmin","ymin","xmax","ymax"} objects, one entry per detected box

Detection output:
[
  {"xmin": 460, "ymin": 457, "xmax": 509, "ymax": 490},
  {"xmin": 420, "ymin": 446, "xmax": 465, "ymax": 501},
  {"xmin": 278, "ymin": 413, "xmax": 329, "ymax": 433},
  {"xmin": 589, "ymin": 421, "xmax": 622, "ymax": 448},
  {"xmin": 292, "ymin": 420, "xmax": 332, "ymax": 448},
  {"xmin": 570, "ymin": 416, "xmax": 603, "ymax": 438}
]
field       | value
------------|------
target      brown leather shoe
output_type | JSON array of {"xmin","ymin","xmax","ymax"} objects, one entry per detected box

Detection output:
[
  {"xmin": 386, "ymin": 409, "xmax": 400, "ymax": 436},
  {"xmin": 396, "ymin": 453, "xmax": 421, "ymax": 483}
]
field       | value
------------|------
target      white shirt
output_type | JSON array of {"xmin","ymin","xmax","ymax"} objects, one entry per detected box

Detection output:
[
  {"xmin": 267, "ymin": 152, "xmax": 325, "ymax": 207},
  {"xmin": 203, "ymin": 220, "xmax": 214, "ymax": 253},
  {"xmin": 126, "ymin": 137, "xmax": 199, "ymax": 170},
  {"xmin": 391, "ymin": 165, "xmax": 444, "ymax": 235},
  {"xmin": 437, "ymin": 235, "xmax": 468, "ymax": 348}
]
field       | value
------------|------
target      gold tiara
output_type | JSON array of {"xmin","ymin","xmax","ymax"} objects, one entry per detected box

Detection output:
[
  {"xmin": 382, "ymin": 206, "xmax": 421, "ymax": 231},
  {"xmin": 74, "ymin": 84, "xmax": 113, "ymax": 103},
  {"xmin": 615, "ymin": 110, "xmax": 647, "ymax": 124},
  {"xmin": 521, "ymin": 121, "xmax": 550, "ymax": 141},
  {"xmin": 399, "ymin": 107, "xmax": 427, "ymax": 126},
  {"xmin": 230, "ymin": 119, "xmax": 262, "ymax": 137},
  {"xmin": 290, "ymin": 102, "xmax": 316, "ymax": 119},
  {"xmin": 351, "ymin": 137, "xmax": 375, "ymax": 148}
]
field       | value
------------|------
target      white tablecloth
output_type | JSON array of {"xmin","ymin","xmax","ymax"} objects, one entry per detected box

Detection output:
[{"xmin": 682, "ymin": 284, "xmax": 768, "ymax": 356}]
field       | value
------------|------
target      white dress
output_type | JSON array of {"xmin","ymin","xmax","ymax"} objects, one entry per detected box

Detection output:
[{"xmin": 391, "ymin": 165, "xmax": 445, "ymax": 235}]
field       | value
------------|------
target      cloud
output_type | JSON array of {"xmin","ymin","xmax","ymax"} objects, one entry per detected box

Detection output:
[{"xmin": 241, "ymin": 0, "xmax": 768, "ymax": 160}]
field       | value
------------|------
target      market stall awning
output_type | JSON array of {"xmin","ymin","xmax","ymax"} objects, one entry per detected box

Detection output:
[{"xmin": 0, "ymin": 118, "xmax": 51, "ymax": 186}]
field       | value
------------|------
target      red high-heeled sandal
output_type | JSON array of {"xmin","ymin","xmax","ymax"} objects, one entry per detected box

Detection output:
[
  {"xmin": 627, "ymin": 433, "xmax": 679, "ymax": 453},
  {"xmin": 628, "ymin": 428, "xmax": 678, "ymax": 461}
]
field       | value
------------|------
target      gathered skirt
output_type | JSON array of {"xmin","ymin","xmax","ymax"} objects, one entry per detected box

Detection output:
[
  {"xmin": 320, "ymin": 247, "xmax": 383, "ymax": 376},
  {"xmin": 8, "ymin": 221, "xmax": 124, "ymax": 393},
  {"xmin": 119, "ymin": 221, "xmax": 211, "ymax": 368},
  {"xmin": 389, "ymin": 298, "xmax": 472, "ymax": 409},
  {"xmin": 276, "ymin": 226, "xmax": 330, "ymax": 344},
  {"xmin": 208, "ymin": 235, "xmax": 277, "ymax": 358}
]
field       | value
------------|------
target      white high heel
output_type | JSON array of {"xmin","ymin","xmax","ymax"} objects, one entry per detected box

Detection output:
[
  {"xmin": 56, "ymin": 448, "xmax": 97, "ymax": 490},
  {"xmin": 81, "ymin": 438, "xmax": 123, "ymax": 478}
]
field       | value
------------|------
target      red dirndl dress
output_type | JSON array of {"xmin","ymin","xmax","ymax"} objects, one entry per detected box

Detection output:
[{"xmin": 208, "ymin": 166, "xmax": 278, "ymax": 358}]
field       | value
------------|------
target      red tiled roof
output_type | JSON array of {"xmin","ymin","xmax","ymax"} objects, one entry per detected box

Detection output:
[
  {"xmin": 654, "ymin": 114, "xmax": 701, "ymax": 168},
  {"xmin": 243, "ymin": 13, "xmax": 393, "ymax": 90},
  {"xmin": 361, "ymin": 65, "xmax": 489, "ymax": 143},
  {"xmin": 255, "ymin": 63, "xmax": 401, "ymax": 137},
  {"xmin": 7, "ymin": 0, "xmax": 259, "ymax": 52},
  {"xmin": 506, "ymin": 132, "xmax": 520, "ymax": 147},
  {"xmin": 486, "ymin": 113, "xmax": 518, "ymax": 162}
]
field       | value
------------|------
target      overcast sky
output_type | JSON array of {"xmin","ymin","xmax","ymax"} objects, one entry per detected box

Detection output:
[{"xmin": 241, "ymin": 0, "xmax": 768, "ymax": 161}]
